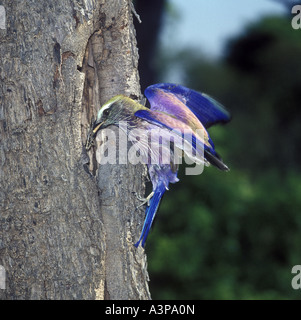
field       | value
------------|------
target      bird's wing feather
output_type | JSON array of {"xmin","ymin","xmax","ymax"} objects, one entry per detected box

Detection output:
[
  {"xmin": 135, "ymin": 109, "xmax": 229, "ymax": 171},
  {"xmin": 135, "ymin": 109, "xmax": 212, "ymax": 164},
  {"xmin": 145, "ymin": 83, "xmax": 231, "ymax": 128}
]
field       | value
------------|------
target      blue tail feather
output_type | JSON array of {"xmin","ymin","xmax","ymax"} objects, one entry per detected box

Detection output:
[{"xmin": 135, "ymin": 183, "xmax": 166, "ymax": 247}]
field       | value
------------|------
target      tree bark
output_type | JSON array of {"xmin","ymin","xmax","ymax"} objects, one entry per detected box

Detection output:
[{"xmin": 0, "ymin": 0, "xmax": 150, "ymax": 300}]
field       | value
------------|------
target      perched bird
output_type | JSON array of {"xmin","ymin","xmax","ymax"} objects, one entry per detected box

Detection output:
[{"xmin": 86, "ymin": 83, "xmax": 231, "ymax": 247}]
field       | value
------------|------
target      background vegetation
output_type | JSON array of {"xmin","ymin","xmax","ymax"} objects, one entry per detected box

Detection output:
[{"xmin": 135, "ymin": 1, "xmax": 301, "ymax": 299}]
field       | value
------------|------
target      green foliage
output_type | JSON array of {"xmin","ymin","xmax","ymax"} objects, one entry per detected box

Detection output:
[{"xmin": 147, "ymin": 16, "xmax": 301, "ymax": 299}]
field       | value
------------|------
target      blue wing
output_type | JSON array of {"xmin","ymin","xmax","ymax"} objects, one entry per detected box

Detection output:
[
  {"xmin": 145, "ymin": 83, "xmax": 231, "ymax": 128},
  {"xmin": 135, "ymin": 109, "xmax": 210, "ymax": 158},
  {"xmin": 135, "ymin": 108, "xmax": 229, "ymax": 171}
]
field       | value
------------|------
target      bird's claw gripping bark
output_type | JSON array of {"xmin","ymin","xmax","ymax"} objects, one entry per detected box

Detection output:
[{"xmin": 135, "ymin": 191, "xmax": 154, "ymax": 208}]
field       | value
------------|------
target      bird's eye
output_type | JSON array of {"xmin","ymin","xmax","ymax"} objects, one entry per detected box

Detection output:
[{"xmin": 103, "ymin": 109, "xmax": 110, "ymax": 117}]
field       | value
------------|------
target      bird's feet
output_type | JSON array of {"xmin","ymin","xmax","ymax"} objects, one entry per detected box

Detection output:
[{"xmin": 135, "ymin": 191, "xmax": 154, "ymax": 208}]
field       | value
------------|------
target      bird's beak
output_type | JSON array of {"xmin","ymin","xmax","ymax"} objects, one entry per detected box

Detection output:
[{"xmin": 92, "ymin": 121, "xmax": 104, "ymax": 134}]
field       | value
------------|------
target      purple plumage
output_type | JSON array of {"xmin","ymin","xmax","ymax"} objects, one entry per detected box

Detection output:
[{"xmin": 133, "ymin": 83, "xmax": 230, "ymax": 247}]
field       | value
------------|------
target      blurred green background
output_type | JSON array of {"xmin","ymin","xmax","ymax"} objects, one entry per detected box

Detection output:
[{"xmin": 134, "ymin": 0, "xmax": 301, "ymax": 299}]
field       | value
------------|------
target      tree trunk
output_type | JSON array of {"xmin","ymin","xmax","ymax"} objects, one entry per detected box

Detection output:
[{"xmin": 0, "ymin": 0, "xmax": 150, "ymax": 300}]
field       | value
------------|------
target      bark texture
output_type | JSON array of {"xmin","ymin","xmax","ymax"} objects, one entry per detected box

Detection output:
[{"xmin": 0, "ymin": 0, "xmax": 150, "ymax": 300}]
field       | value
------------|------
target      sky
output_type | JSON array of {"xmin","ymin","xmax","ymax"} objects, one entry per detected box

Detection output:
[{"xmin": 160, "ymin": 0, "xmax": 287, "ymax": 58}]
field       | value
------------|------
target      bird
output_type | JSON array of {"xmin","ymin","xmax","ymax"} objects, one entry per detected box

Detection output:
[{"xmin": 86, "ymin": 83, "xmax": 231, "ymax": 248}]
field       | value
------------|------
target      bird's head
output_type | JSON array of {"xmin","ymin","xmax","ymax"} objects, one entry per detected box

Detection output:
[{"xmin": 85, "ymin": 94, "xmax": 142, "ymax": 150}]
